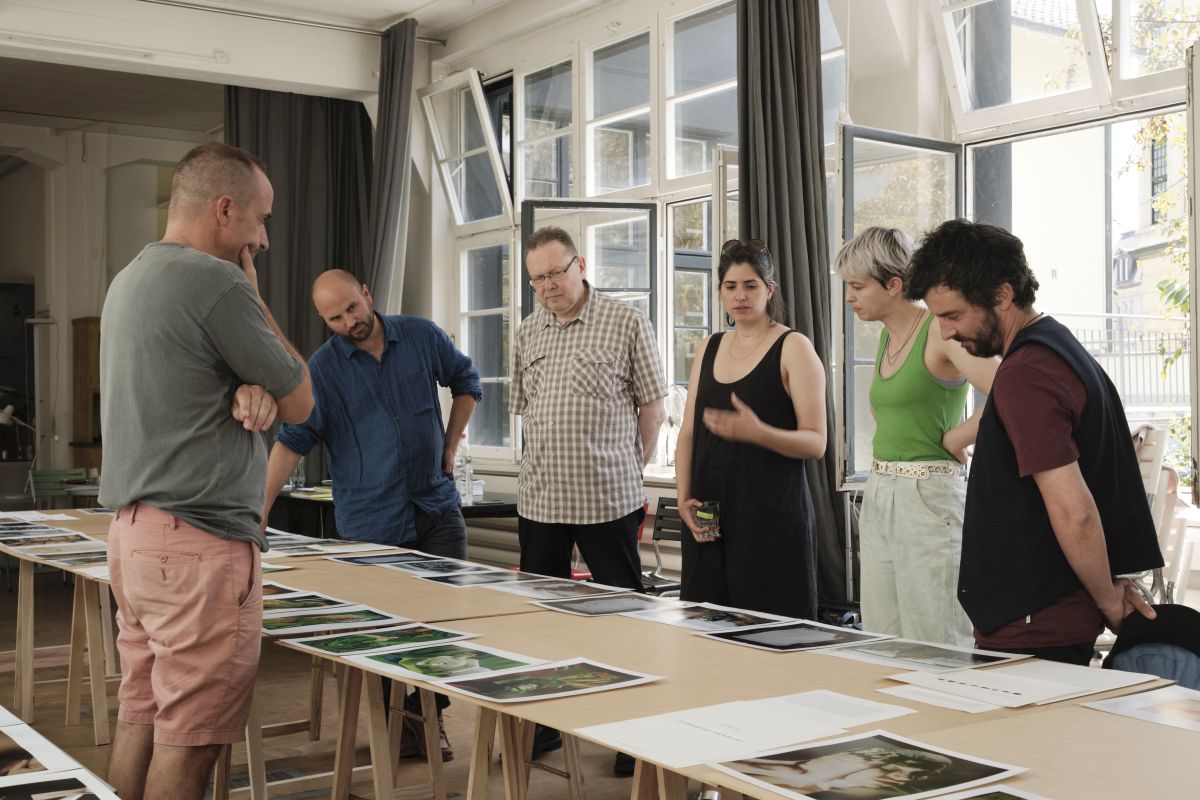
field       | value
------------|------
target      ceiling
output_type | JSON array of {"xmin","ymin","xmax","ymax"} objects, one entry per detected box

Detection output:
[
  {"xmin": 140, "ymin": 0, "xmax": 517, "ymax": 35},
  {"xmin": 0, "ymin": 56, "xmax": 225, "ymax": 133}
]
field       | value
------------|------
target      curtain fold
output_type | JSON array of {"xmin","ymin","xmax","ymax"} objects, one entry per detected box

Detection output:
[
  {"xmin": 738, "ymin": 0, "xmax": 848, "ymax": 603},
  {"xmin": 364, "ymin": 18, "xmax": 418, "ymax": 308},
  {"xmin": 224, "ymin": 87, "xmax": 373, "ymax": 482}
]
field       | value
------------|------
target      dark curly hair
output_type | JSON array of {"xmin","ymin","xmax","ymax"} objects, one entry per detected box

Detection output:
[{"xmin": 904, "ymin": 218, "xmax": 1039, "ymax": 309}]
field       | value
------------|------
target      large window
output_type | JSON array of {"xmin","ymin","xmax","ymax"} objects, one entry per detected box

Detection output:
[
  {"xmin": 667, "ymin": 2, "xmax": 737, "ymax": 181},
  {"xmin": 588, "ymin": 32, "xmax": 653, "ymax": 195},
  {"xmin": 669, "ymin": 198, "xmax": 715, "ymax": 384},
  {"xmin": 518, "ymin": 61, "xmax": 573, "ymax": 199},
  {"xmin": 459, "ymin": 238, "xmax": 514, "ymax": 454}
]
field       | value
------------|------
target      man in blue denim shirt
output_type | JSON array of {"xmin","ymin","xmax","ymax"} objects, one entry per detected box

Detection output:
[{"xmin": 262, "ymin": 269, "xmax": 481, "ymax": 554}]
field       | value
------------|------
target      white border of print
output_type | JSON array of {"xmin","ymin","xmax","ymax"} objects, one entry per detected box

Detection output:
[
  {"xmin": 327, "ymin": 551, "xmax": 438, "ymax": 567},
  {"xmin": 0, "ymin": 723, "xmax": 83, "ymax": 786},
  {"xmin": 621, "ymin": 602, "xmax": 793, "ymax": 631},
  {"xmin": 531, "ymin": 593, "xmax": 679, "ymax": 616},
  {"xmin": 1083, "ymin": 684, "xmax": 1200, "ymax": 734},
  {"xmin": 346, "ymin": 642, "xmax": 546, "ymax": 682},
  {"xmin": 259, "ymin": 605, "xmax": 409, "ymax": 636},
  {"xmin": 0, "ymin": 704, "xmax": 21, "ymax": 727},
  {"xmin": 415, "ymin": 571, "xmax": 541, "ymax": 588},
  {"xmin": 932, "ymin": 786, "xmax": 1051, "ymax": 800},
  {"xmin": 438, "ymin": 657, "xmax": 661, "ymax": 703},
  {"xmin": 0, "ymin": 768, "xmax": 121, "ymax": 798},
  {"xmin": 708, "ymin": 729, "xmax": 1024, "ymax": 800},
  {"xmin": 822, "ymin": 638, "xmax": 1030, "ymax": 673},
  {"xmin": 281, "ymin": 623, "xmax": 477, "ymax": 657},
  {"xmin": 697, "ymin": 619, "xmax": 892, "ymax": 652}
]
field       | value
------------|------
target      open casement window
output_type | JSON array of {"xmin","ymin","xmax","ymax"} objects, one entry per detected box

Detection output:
[
  {"xmin": 420, "ymin": 69, "xmax": 514, "ymax": 235},
  {"xmin": 1111, "ymin": 0, "xmax": 1200, "ymax": 101},
  {"xmin": 519, "ymin": 199, "xmax": 658, "ymax": 325},
  {"xmin": 1190, "ymin": 43, "xmax": 1200, "ymax": 490},
  {"xmin": 516, "ymin": 58, "xmax": 575, "ymax": 201},
  {"xmin": 929, "ymin": 0, "xmax": 1111, "ymax": 135},
  {"xmin": 836, "ymin": 125, "xmax": 963, "ymax": 488},
  {"xmin": 458, "ymin": 231, "xmax": 518, "ymax": 460}
]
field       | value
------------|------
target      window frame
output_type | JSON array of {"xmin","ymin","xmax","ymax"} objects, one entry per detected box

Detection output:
[
  {"xmin": 1111, "ymin": 0, "xmax": 1194, "ymax": 101},
  {"xmin": 456, "ymin": 228, "xmax": 520, "ymax": 461},
  {"xmin": 419, "ymin": 68, "xmax": 516, "ymax": 236},
  {"xmin": 514, "ymin": 55, "xmax": 577, "ymax": 203},
  {"xmin": 585, "ymin": 27, "xmax": 657, "ymax": 199}
]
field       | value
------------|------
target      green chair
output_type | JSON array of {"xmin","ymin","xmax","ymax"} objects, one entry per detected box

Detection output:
[{"xmin": 27, "ymin": 468, "xmax": 87, "ymax": 509}]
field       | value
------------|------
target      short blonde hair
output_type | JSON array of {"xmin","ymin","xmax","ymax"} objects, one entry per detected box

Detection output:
[{"xmin": 834, "ymin": 227, "xmax": 914, "ymax": 287}]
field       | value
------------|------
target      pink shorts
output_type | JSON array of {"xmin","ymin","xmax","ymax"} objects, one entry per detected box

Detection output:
[{"xmin": 108, "ymin": 503, "xmax": 262, "ymax": 746}]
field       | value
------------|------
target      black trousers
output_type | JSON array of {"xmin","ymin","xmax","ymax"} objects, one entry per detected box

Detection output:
[{"xmin": 518, "ymin": 507, "xmax": 645, "ymax": 591}]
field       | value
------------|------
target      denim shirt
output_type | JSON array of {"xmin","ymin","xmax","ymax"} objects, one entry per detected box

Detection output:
[{"xmin": 277, "ymin": 314, "xmax": 482, "ymax": 545}]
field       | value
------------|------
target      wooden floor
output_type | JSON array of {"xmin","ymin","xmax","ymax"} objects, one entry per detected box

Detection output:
[{"xmin": 0, "ymin": 570, "xmax": 652, "ymax": 799}]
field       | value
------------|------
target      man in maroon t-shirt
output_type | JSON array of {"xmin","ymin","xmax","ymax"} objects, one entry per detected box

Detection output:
[{"xmin": 904, "ymin": 219, "xmax": 1158, "ymax": 666}]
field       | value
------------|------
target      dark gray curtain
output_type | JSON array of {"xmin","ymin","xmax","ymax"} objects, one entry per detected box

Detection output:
[
  {"xmin": 364, "ymin": 18, "xmax": 418, "ymax": 307},
  {"xmin": 738, "ymin": 0, "xmax": 847, "ymax": 603},
  {"xmin": 224, "ymin": 87, "xmax": 373, "ymax": 481}
]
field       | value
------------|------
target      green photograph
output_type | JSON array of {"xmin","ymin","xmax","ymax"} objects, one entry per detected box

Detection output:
[
  {"xmin": 361, "ymin": 643, "xmax": 536, "ymax": 679},
  {"xmin": 262, "ymin": 594, "xmax": 349, "ymax": 613},
  {"xmin": 261, "ymin": 608, "xmax": 392, "ymax": 632},
  {"xmin": 291, "ymin": 624, "xmax": 472, "ymax": 655}
]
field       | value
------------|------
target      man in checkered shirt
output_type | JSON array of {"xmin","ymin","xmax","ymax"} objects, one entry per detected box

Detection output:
[{"xmin": 513, "ymin": 226, "xmax": 667, "ymax": 592}]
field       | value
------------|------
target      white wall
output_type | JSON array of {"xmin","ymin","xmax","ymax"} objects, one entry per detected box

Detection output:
[{"xmin": 0, "ymin": 162, "xmax": 45, "ymax": 296}]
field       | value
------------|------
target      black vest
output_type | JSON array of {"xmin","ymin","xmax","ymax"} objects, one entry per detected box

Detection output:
[{"xmin": 960, "ymin": 317, "xmax": 1163, "ymax": 634}]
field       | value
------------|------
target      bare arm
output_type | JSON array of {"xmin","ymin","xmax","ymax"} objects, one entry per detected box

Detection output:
[
  {"xmin": 261, "ymin": 442, "xmax": 303, "ymax": 533},
  {"xmin": 638, "ymin": 397, "xmax": 667, "ymax": 467},
  {"xmin": 442, "ymin": 395, "xmax": 479, "ymax": 474},
  {"xmin": 701, "ymin": 332, "xmax": 826, "ymax": 459},
  {"xmin": 1033, "ymin": 462, "xmax": 1157, "ymax": 632},
  {"xmin": 238, "ymin": 246, "xmax": 313, "ymax": 423},
  {"xmin": 935, "ymin": 336, "xmax": 999, "ymax": 462},
  {"xmin": 674, "ymin": 336, "xmax": 711, "ymax": 540}
]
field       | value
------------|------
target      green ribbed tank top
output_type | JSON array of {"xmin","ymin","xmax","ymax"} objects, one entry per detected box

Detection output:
[{"xmin": 870, "ymin": 314, "xmax": 968, "ymax": 462}]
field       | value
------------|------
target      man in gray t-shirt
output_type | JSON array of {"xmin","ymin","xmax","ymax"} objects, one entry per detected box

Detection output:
[{"xmin": 100, "ymin": 143, "xmax": 312, "ymax": 800}]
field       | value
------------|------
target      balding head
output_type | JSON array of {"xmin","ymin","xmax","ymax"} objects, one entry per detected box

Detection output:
[{"xmin": 312, "ymin": 270, "xmax": 377, "ymax": 344}]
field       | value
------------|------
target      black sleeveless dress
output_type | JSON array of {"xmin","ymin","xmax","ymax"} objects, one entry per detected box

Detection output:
[{"xmin": 682, "ymin": 330, "xmax": 818, "ymax": 618}]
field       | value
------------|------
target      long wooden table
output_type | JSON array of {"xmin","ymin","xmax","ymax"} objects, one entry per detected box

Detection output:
[{"xmin": 4, "ymin": 510, "xmax": 1195, "ymax": 800}]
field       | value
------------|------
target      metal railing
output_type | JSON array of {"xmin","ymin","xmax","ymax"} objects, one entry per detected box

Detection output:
[{"xmin": 1057, "ymin": 313, "xmax": 1190, "ymax": 409}]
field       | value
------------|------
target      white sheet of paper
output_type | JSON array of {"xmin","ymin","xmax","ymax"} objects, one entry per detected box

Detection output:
[
  {"xmin": 0, "ymin": 723, "xmax": 82, "ymax": 786},
  {"xmin": 774, "ymin": 689, "xmax": 916, "ymax": 727},
  {"xmin": 1, "ymin": 510, "xmax": 59, "ymax": 521},
  {"xmin": 577, "ymin": 701, "xmax": 844, "ymax": 768},
  {"xmin": 0, "ymin": 704, "xmax": 21, "ymax": 727},
  {"xmin": 888, "ymin": 668, "xmax": 1082, "ymax": 708},
  {"xmin": 77, "ymin": 565, "xmax": 110, "ymax": 581},
  {"xmin": 0, "ymin": 768, "xmax": 120, "ymax": 798},
  {"xmin": 1083, "ymin": 684, "xmax": 1200, "ymax": 733},
  {"xmin": 877, "ymin": 684, "xmax": 1001, "ymax": 713},
  {"xmin": 994, "ymin": 659, "xmax": 1158, "ymax": 703}
]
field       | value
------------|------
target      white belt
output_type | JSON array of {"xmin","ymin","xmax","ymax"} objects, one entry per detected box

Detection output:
[{"xmin": 872, "ymin": 459, "xmax": 962, "ymax": 480}]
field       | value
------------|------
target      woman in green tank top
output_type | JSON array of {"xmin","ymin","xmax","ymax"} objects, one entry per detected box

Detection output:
[{"xmin": 836, "ymin": 228, "xmax": 998, "ymax": 647}]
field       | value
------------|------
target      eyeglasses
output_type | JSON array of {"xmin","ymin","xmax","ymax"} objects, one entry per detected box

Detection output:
[
  {"xmin": 528, "ymin": 254, "xmax": 579, "ymax": 287},
  {"xmin": 722, "ymin": 239, "xmax": 770, "ymax": 255}
]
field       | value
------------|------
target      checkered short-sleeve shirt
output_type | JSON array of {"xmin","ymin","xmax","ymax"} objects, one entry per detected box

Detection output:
[{"xmin": 512, "ymin": 286, "xmax": 667, "ymax": 524}]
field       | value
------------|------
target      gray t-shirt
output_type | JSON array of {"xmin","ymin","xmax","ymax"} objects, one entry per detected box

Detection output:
[{"xmin": 99, "ymin": 243, "xmax": 304, "ymax": 549}]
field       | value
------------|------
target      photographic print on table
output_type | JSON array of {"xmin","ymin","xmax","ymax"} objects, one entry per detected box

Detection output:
[
  {"xmin": 932, "ymin": 787, "xmax": 1051, "ymax": 800},
  {"xmin": 0, "ymin": 724, "xmax": 81, "ymax": 786},
  {"xmin": 710, "ymin": 730, "xmax": 1023, "ymax": 800},
  {"xmin": 416, "ymin": 571, "xmax": 541, "ymax": 588},
  {"xmin": 348, "ymin": 642, "xmax": 543, "ymax": 681},
  {"xmin": 622, "ymin": 602, "xmax": 793, "ymax": 631},
  {"xmin": 259, "ymin": 605, "xmax": 406, "ymax": 636},
  {"xmin": 46, "ymin": 551, "xmax": 110, "ymax": 567},
  {"xmin": 484, "ymin": 578, "xmax": 627, "ymax": 600},
  {"xmin": 261, "ymin": 582, "xmax": 304, "ymax": 597},
  {"xmin": 282, "ymin": 623, "xmax": 477, "ymax": 656},
  {"xmin": 699, "ymin": 620, "xmax": 892, "ymax": 652},
  {"xmin": 261, "ymin": 563, "xmax": 293, "ymax": 573},
  {"xmin": 532, "ymin": 593, "xmax": 677, "ymax": 616},
  {"xmin": 382, "ymin": 559, "xmax": 498, "ymax": 576},
  {"xmin": 15, "ymin": 542, "xmax": 107, "ymax": 558},
  {"xmin": 0, "ymin": 768, "xmax": 121, "ymax": 798},
  {"xmin": 262, "ymin": 594, "xmax": 352, "ymax": 614},
  {"xmin": 1083, "ymin": 684, "xmax": 1200, "ymax": 734},
  {"xmin": 0, "ymin": 533, "xmax": 92, "ymax": 547},
  {"xmin": 330, "ymin": 551, "xmax": 440, "ymax": 567},
  {"xmin": 823, "ymin": 639, "xmax": 1029, "ymax": 673},
  {"xmin": 440, "ymin": 658, "xmax": 660, "ymax": 703}
]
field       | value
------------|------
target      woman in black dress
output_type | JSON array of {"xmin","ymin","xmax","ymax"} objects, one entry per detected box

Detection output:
[{"xmin": 674, "ymin": 239, "xmax": 826, "ymax": 618}]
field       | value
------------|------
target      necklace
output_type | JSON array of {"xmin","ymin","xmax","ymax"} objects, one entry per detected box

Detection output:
[
  {"xmin": 728, "ymin": 324, "xmax": 772, "ymax": 361},
  {"xmin": 884, "ymin": 309, "xmax": 924, "ymax": 366}
]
